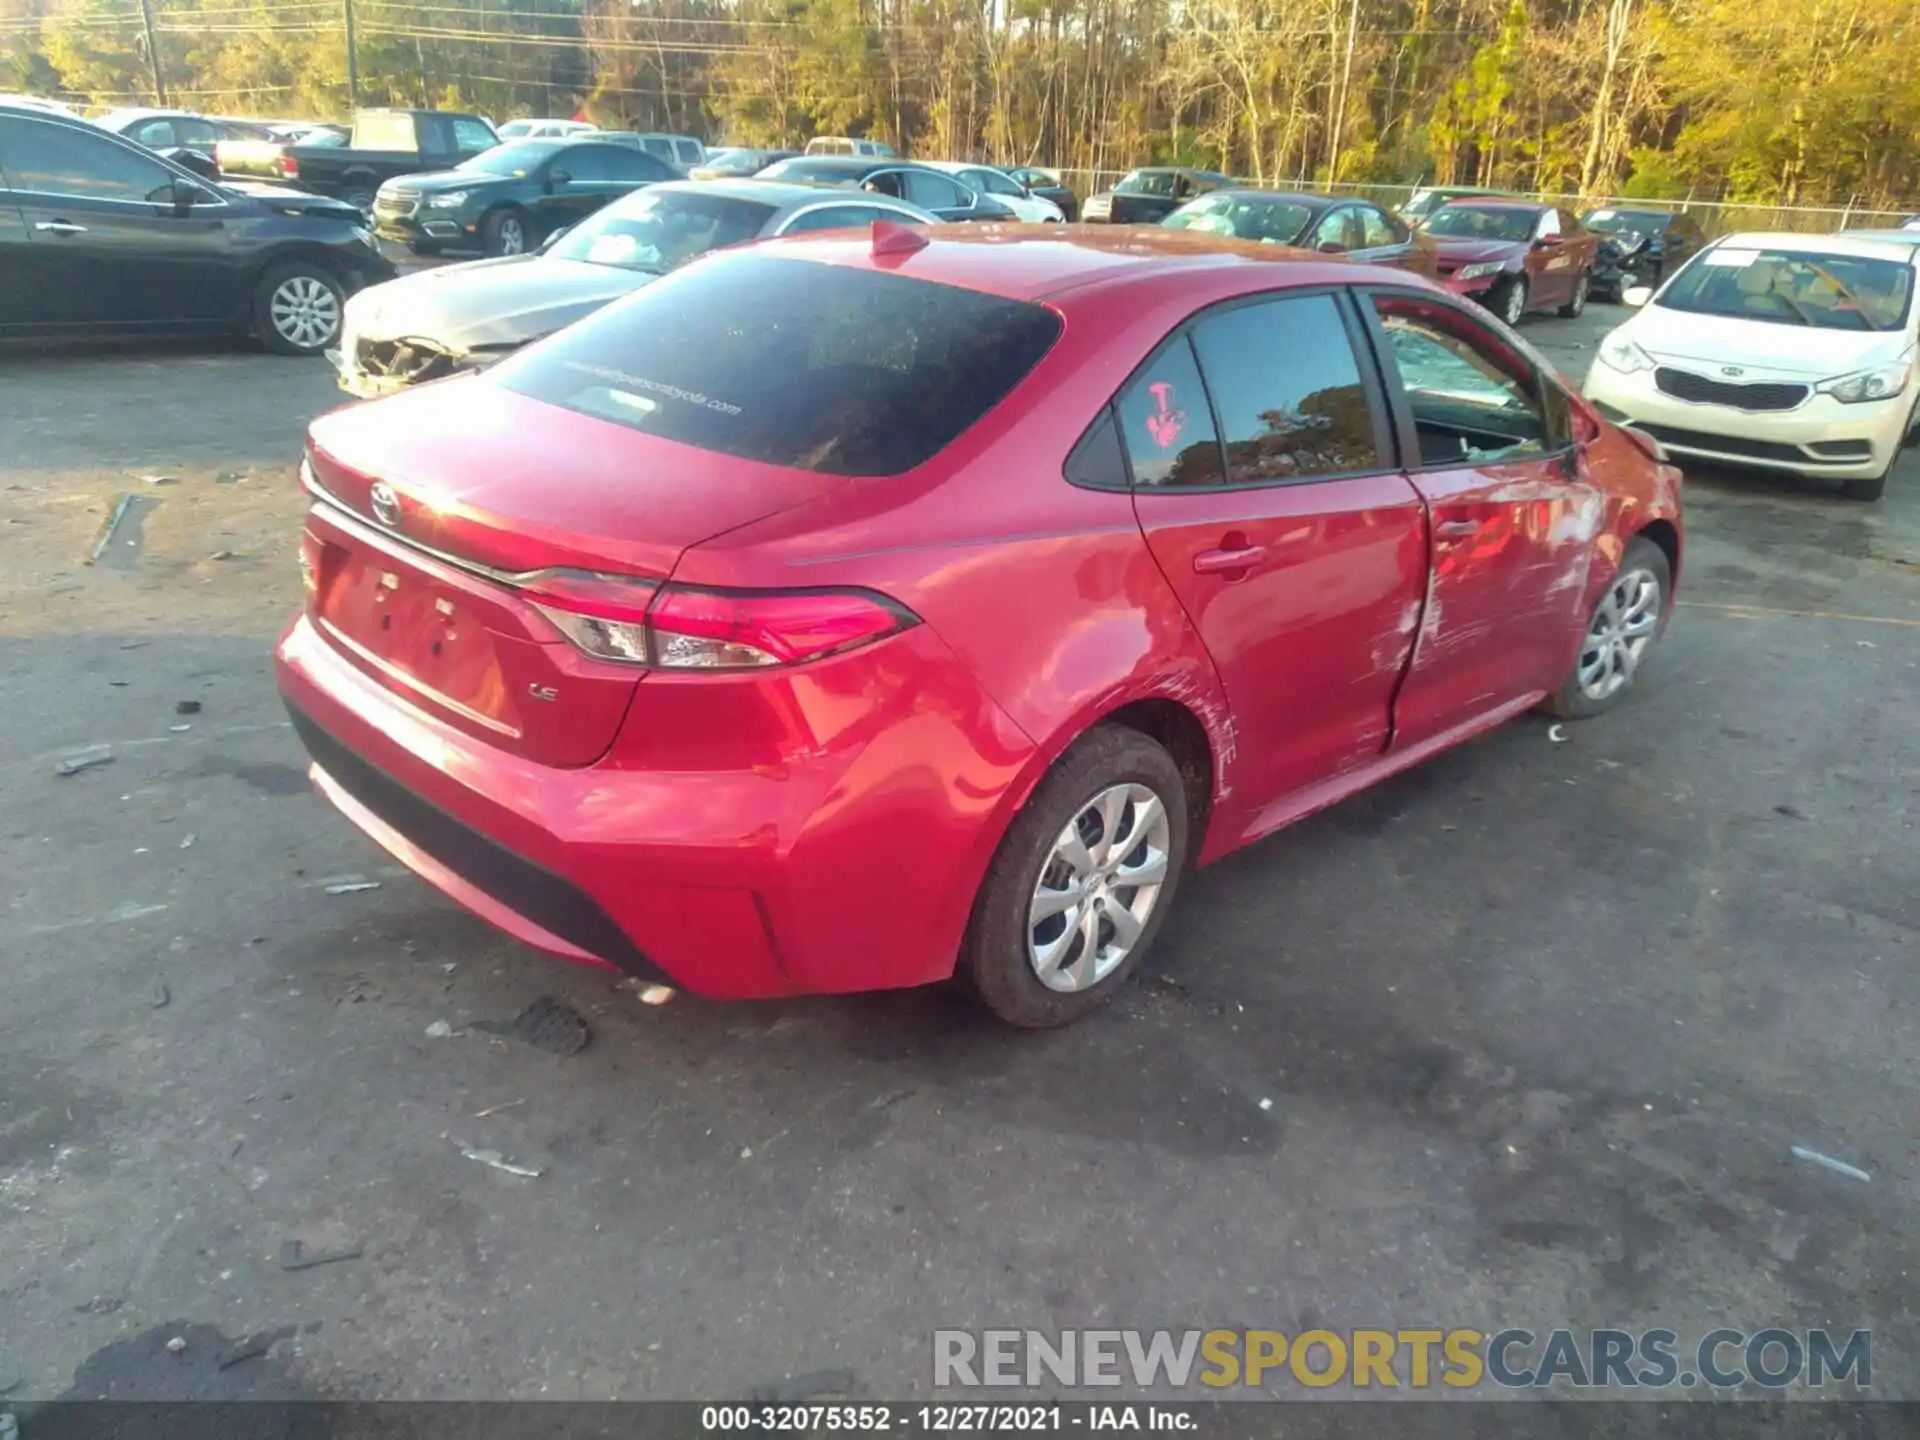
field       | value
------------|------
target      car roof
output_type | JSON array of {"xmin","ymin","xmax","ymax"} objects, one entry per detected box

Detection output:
[
  {"xmin": 761, "ymin": 224, "xmax": 1439, "ymax": 304},
  {"xmin": 1836, "ymin": 228, "xmax": 1920, "ymax": 246},
  {"xmin": 1713, "ymin": 231, "xmax": 1920, "ymax": 261},
  {"xmin": 1203, "ymin": 188, "xmax": 1344, "ymax": 209},
  {"xmin": 1436, "ymin": 198, "xmax": 1552, "ymax": 212}
]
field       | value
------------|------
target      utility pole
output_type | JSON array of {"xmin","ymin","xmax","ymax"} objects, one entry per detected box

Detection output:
[
  {"xmin": 1325, "ymin": 0, "xmax": 1360, "ymax": 184},
  {"xmin": 137, "ymin": 0, "xmax": 167, "ymax": 105},
  {"xmin": 343, "ymin": 0, "xmax": 360, "ymax": 108}
]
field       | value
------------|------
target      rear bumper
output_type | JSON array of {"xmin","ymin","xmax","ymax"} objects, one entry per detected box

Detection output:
[
  {"xmin": 1583, "ymin": 366, "xmax": 1908, "ymax": 479},
  {"xmin": 275, "ymin": 609, "xmax": 1036, "ymax": 999}
]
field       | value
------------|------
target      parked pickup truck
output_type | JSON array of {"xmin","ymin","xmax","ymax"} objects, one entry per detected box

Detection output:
[{"xmin": 218, "ymin": 108, "xmax": 499, "ymax": 212}]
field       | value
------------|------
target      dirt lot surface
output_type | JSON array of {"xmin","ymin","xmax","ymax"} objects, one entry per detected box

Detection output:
[{"xmin": 2, "ymin": 302, "xmax": 1918, "ymax": 1408}]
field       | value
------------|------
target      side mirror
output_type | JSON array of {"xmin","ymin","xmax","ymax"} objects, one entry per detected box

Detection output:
[
  {"xmin": 172, "ymin": 179, "xmax": 209, "ymax": 214},
  {"xmin": 1317, "ymin": 240, "xmax": 1346, "ymax": 254},
  {"xmin": 548, "ymin": 170, "xmax": 572, "ymax": 189},
  {"xmin": 1623, "ymin": 286, "xmax": 1652, "ymax": 308}
]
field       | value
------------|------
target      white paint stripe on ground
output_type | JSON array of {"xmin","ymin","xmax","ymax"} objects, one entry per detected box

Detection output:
[{"xmin": 21, "ymin": 901, "xmax": 171, "ymax": 935}]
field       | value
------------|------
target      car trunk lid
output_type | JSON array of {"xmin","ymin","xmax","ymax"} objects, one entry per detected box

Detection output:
[{"xmin": 301, "ymin": 379, "xmax": 848, "ymax": 766}]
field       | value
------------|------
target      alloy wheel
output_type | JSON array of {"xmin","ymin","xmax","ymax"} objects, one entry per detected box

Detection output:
[
  {"xmin": 498, "ymin": 217, "xmax": 526, "ymax": 255},
  {"xmin": 1503, "ymin": 279, "xmax": 1527, "ymax": 325},
  {"xmin": 1027, "ymin": 782, "xmax": 1171, "ymax": 993},
  {"xmin": 1576, "ymin": 566, "xmax": 1661, "ymax": 701},
  {"xmin": 269, "ymin": 275, "xmax": 340, "ymax": 351}
]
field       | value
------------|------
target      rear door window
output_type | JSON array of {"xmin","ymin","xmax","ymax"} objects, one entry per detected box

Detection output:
[
  {"xmin": 451, "ymin": 118, "xmax": 496, "ymax": 155},
  {"xmin": 1359, "ymin": 206, "xmax": 1406, "ymax": 248},
  {"xmin": 1188, "ymin": 295, "xmax": 1384, "ymax": 483},
  {"xmin": 494, "ymin": 254, "xmax": 1062, "ymax": 477},
  {"xmin": 903, "ymin": 170, "xmax": 969, "ymax": 210}
]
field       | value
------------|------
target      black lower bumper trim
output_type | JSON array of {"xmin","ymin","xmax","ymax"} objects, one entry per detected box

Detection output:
[
  {"xmin": 1628, "ymin": 422, "xmax": 1850, "ymax": 467},
  {"xmin": 285, "ymin": 701, "xmax": 672, "ymax": 985}
]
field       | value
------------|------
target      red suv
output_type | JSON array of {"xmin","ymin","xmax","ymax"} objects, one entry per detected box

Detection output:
[{"xmin": 277, "ymin": 226, "xmax": 1682, "ymax": 1027}]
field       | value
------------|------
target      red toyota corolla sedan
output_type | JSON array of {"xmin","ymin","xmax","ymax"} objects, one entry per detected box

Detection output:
[{"xmin": 276, "ymin": 225, "xmax": 1682, "ymax": 1028}]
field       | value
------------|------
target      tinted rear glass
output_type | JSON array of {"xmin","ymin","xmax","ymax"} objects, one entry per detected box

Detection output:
[{"xmin": 494, "ymin": 254, "xmax": 1063, "ymax": 477}]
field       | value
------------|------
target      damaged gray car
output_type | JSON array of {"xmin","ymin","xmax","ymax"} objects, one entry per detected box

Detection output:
[{"xmin": 329, "ymin": 179, "xmax": 938, "ymax": 396}]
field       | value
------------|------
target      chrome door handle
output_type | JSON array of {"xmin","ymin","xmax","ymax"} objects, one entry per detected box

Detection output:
[
  {"xmin": 1434, "ymin": 519, "xmax": 1480, "ymax": 540},
  {"xmin": 35, "ymin": 221, "xmax": 87, "ymax": 235},
  {"xmin": 1192, "ymin": 544, "xmax": 1268, "ymax": 575}
]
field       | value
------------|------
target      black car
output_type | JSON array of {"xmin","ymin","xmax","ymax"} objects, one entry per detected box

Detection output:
[
  {"xmin": 96, "ymin": 108, "xmax": 272, "ymax": 159},
  {"xmin": 1581, "ymin": 206, "xmax": 1707, "ymax": 298},
  {"xmin": 753, "ymin": 155, "xmax": 1018, "ymax": 222},
  {"xmin": 690, "ymin": 146, "xmax": 798, "ymax": 180},
  {"xmin": 0, "ymin": 104, "xmax": 394, "ymax": 355},
  {"xmin": 372, "ymin": 138, "xmax": 682, "ymax": 257},
  {"xmin": 1080, "ymin": 166, "xmax": 1233, "ymax": 224},
  {"xmin": 1005, "ymin": 165, "xmax": 1079, "ymax": 221},
  {"xmin": 1160, "ymin": 188, "xmax": 1436, "ymax": 274}
]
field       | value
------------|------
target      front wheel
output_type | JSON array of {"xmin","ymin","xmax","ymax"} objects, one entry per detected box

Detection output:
[
  {"xmin": 482, "ymin": 208, "xmax": 530, "ymax": 257},
  {"xmin": 960, "ymin": 725, "xmax": 1190, "ymax": 1028},
  {"xmin": 253, "ymin": 261, "xmax": 345, "ymax": 356},
  {"xmin": 1542, "ymin": 536, "xmax": 1671, "ymax": 719},
  {"xmin": 1492, "ymin": 274, "xmax": 1529, "ymax": 326},
  {"xmin": 340, "ymin": 185, "xmax": 377, "ymax": 215},
  {"xmin": 1558, "ymin": 269, "xmax": 1590, "ymax": 318}
]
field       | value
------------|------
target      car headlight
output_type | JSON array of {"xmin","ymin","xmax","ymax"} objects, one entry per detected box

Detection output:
[
  {"xmin": 1454, "ymin": 260, "xmax": 1505, "ymax": 281},
  {"xmin": 1596, "ymin": 334, "xmax": 1655, "ymax": 374},
  {"xmin": 1816, "ymin": 360, "xmax": 1912, "ymax": 404},
  {"xmin": 425, "ymin": 190, "xmax": 470, "ymax": 209}
]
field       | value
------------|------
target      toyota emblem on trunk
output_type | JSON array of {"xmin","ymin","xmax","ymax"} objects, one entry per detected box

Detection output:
[{"xmin": 368, "ymin": 482, "xmax": 400, "ymax": 527}]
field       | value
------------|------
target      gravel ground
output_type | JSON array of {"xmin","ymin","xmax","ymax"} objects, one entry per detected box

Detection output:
[{"xmin": 1, "ymin": 299, "xmax": 1917, "ymax": 1408}]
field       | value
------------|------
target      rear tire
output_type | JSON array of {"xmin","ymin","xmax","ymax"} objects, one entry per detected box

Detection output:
[
  {"xmin": 253, "ymin": 260, "xmax": 345, "ymax": 356},
  {"xmin": 1558, "ymin": 270, "xmax": 1590, "ymax": 318},
  {"xmin": 960, "ymin": 725, "xmax": 1190, "ymax": 1029},
  {"xmin": 1492, "ymin": 274, "xmax": 1529, "ymax": 326},
  {"xmin": 408, "ymin": 240, "xmax": 442, "ymax": 257},
  {"xmin": 1541, "ymin": 536, "xmax": 1671, "ymax": 719}
]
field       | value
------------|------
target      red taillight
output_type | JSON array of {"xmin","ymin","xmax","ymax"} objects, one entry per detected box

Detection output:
[
  {"xmin": 515, "ymin": 572, "xmax": 915, "ymax": 670},
  {"xmin": 280, "ymin": 154, "xmax": 299, "ymax": 179},
  {"xmin": 649, "ymin": 587, "xmax": 913, "ymax": 669}
]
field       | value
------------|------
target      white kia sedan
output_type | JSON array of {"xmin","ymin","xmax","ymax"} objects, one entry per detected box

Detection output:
[{"xmin": 1584, "ymin": 232, "xmax": 1919, "ymax": 500}]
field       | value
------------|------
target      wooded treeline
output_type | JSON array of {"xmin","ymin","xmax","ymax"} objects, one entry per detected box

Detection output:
[{"xmin": 5, "ymin": 0, "xmax": 1919, "ymax": 209}]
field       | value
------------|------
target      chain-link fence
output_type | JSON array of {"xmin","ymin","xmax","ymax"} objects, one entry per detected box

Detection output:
[{"xmin": 1048, "ymin": 170, "xmax": 1913, "ymax": 237}]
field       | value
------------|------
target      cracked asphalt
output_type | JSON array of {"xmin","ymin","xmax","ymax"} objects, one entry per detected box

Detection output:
[{"xmin": 1, "ymin": 301, "xmax": 1917, "ymax": 1408}]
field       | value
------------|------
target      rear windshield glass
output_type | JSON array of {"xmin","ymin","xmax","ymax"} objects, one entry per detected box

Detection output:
[{"xmin": 493, "ymin": 254, "xmax": 1063, "ymax": 476}]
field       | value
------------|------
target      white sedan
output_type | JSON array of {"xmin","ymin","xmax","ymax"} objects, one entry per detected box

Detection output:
[
  {"xmin": 921, "ymin": 161, "xmax": 1064, "ymax": 223},
  {"xmin": 1584, "ymin": 232, "xmax": 1919, "ymax": 501}
]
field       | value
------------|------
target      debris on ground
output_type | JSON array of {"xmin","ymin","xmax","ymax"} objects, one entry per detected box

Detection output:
[
  {"xmin": 277, "ymin": 1240, "xmax": 364, "ymax": 1272},
  {"xmin": 169, "ymin": 724, "xmax": 192, "ymax": 733},
  {"xmin": 216, "ymin": 1325, "xmax": 298, "ymax": 1371},
  {"xmin": 55, "ymin": 745, "xmax": 114, "ymax": 777},
  {"xmin": 320, "ymin": 875, "xmax": 381, "ymax": 895},
  {"xmin": 1546, "ymin": 723, "xmax": 1569, "ymax": 744},
  {"xmin": 1258, "ymin": 1097, "xmax": 1274, "ymax": 1111},
  {"xmin": 165, "ymin": 1337, "xmax": 187, "ymax": 1355},
  {"xmin": 206, "ymin": 549, "xmax": 235, "ymax": 562},
  {"xmin": 1774, "ymin": 804, "xmax": 1809, "ymax": 821},
  {"xmin": 138, "ymin": 474, "xmax": 177, "ymax": 486},
  {"xmin": 179, "ymin": 834, "xmax": 196, "ymax": 849},
  {"xmin": 88, "ymin": 493, "xmax": 137, "ymax": 564},
  {"xmin": 423, "ymin": 1020, "xmax": 461, "ymax": 1038},
  {"xmin": 150, "ymin": 982, "xmax": 171, "ymax": 1010},
  {"xmin": 118, "ymin": 640, "xmax": 149, "ymax": 651},
  {"xmin": 473, "ymin": 1099, "xmax": 525, "ymax": 1118},
  {"xmin": 459, "ymin": 1144, "xmax": 545, "ymax": 1178},
  {"xmin": 1790, "ymin": 1145, "xmax": 1870, "ymax": 1182},
  {"xmin": 474, "ymin": 995, "xmax": 591, "ymax": 1055},
  {"xmin": 637, "ymin": 984, "xmax": 675, "ymax": 1006},
  {"xmin": 751, "ymin": 1368, "xmax": 859, "ymax": 1404},
  {"xmin": 76, "ymin": 1296, "xmax": 125, "ymax": 1315},
  {"xmin": 175, "ymin": 700, "xmax": 202, "ymax": 715}
]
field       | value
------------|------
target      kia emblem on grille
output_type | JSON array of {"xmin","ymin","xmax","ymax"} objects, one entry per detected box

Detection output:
[
  {"xmin": 1721, "ymin": 365, "xmax": 1746, "ymax": 378},
  {"xmin": 368, "ymin": 481, "xmax": 401, "ymax": 527}
]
